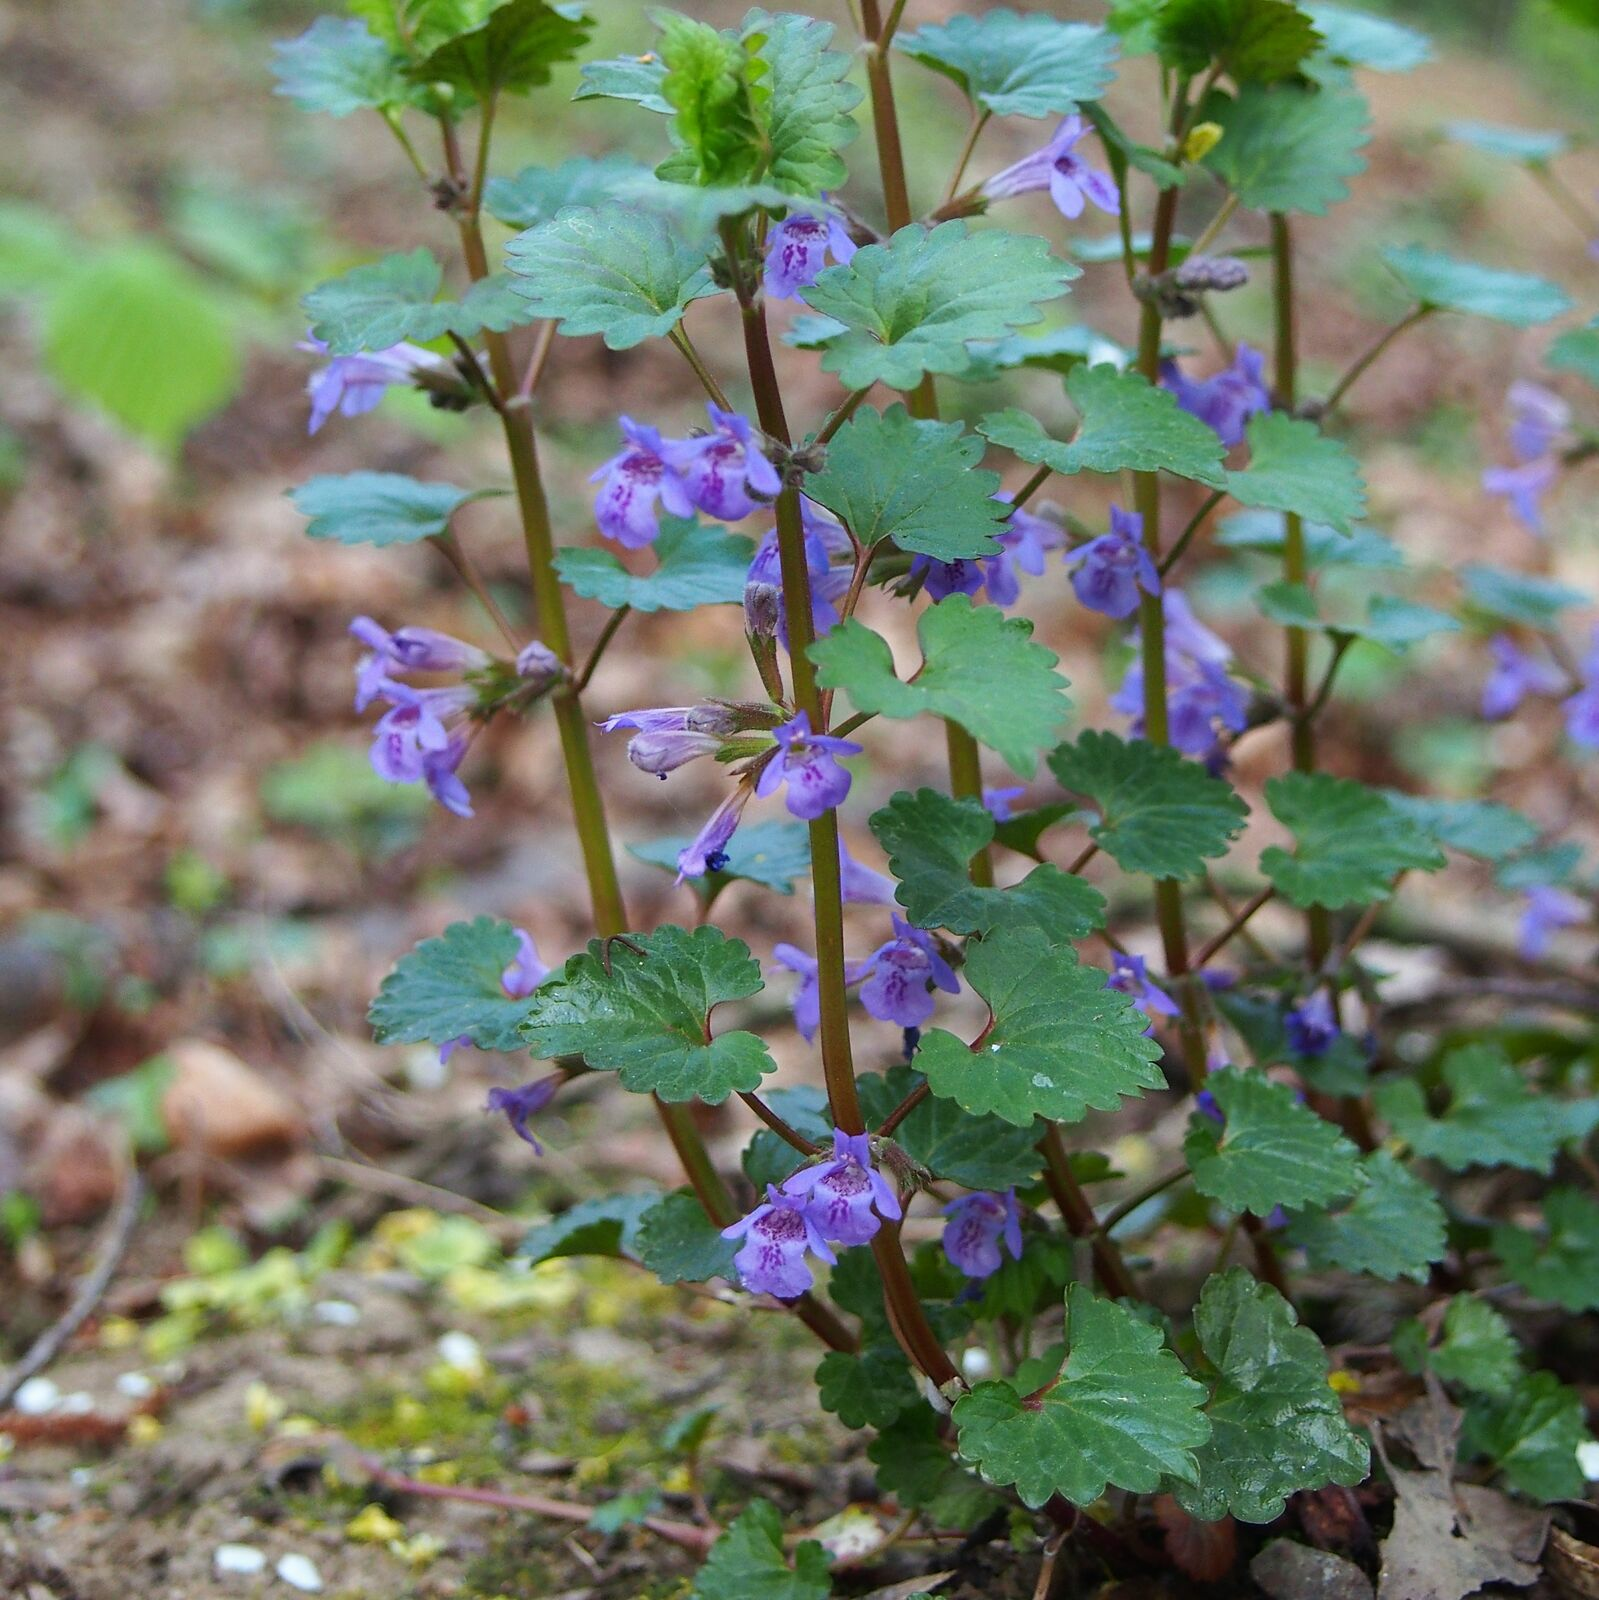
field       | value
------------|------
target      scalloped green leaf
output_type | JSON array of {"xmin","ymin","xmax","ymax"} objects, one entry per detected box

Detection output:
[
  {"xmin": 1444, "ymin": 120, "xmax": 1570, "ymax": 165},
  {"xmin": 1549, "ymin": 320, "xmax": 1599, "ymax": 389},
  {"xmin": 1491, "ymin": 1187, "xmax": 1599, "ymax": 1312},
  {"xmin": 798, "ymin": 220, "xmax": 1078, "ymax": 392},
  {"xmin": 1425, "ymin": 1296, "xmax": 1523, "ymax": 1398},
  {"xmin": 574, "ymin": 52, "xmax": 671, "ymax": 110},
  {"xmin": 858, "ymin": 1066, "xmax": 1044, "ymax": 1189},
  {"xmin": 291, "ymin": 472, "xmax": 496, "ymax": 546},
  {"xmin": 1305, "ymin": 4, "xmax": 1430, "ymax": 72},
  {"xmin": 1158, "ymin": 0, "xmax": 1323, "ymax": 81},
  {"xmin": 980, "ymin": 364, "xmax": 1228, "ymax": 487},
  {"xmin": 1284, "ymin": 1150, "xmax": 1447, "ymax": 1282},
  {"xmin": 1460, "ymin": 1372, "xmax": 1589, "ymax": 1502},
  {"xmin": 691, "ymin": 1500, "xmax": 831, "ymax": 1600},
  {"xmin": 484, "ymin": 156, "xmax": 656, "ymax": 227},
  {"xmin": 412, "ymin": 0, "xmax": 591, "ymax": 97},
  {"xmin": 1202, "ymin": 83, "xmax": 1370, "ymax": 216},
  {"xmin": 520, "ymin": 1190, "xmax": 661, "ymax": 1263},
  {"xmin": 1460, "ymin": 564, "xmax": 1587, "ymax": 629},
  {"xmin": 953, "ymin": 1284, "xmax": 1210, "ymax": 1508},
  {"xmin": 369, "ymin": 917, "xmax": 538, "ymax": 1051},
  {"xmin": 1226, "ymin": 411, "xmax": 1367, "ymax": 532},
  {"xmin": 521, "ymin": 925, "xmax": 773, "ymax": 1103},
  {"xmin": 816, "ymin": 1346, "xmax": 920, "ymax": 1429},
  {"xmin": 1384, "ymin": 794, "xmax": 1540, "ymax": 863},
  {"xmin": 803, "ymin": 405, "xmax": 1007, "ymax": 561},
  {"xmin": 1382, "ymin": 245, "xmax": 1573, "ymax": 326},
  {"xmin": 750, "ymin": 9, "xmax": 863, "ymax": 195},
  {"xmin": 915, "ymin": 929, "xmax": 1164, "ymax": 1128},
  {"xmin": 1261, "ymin": 771, "xmax": 1445, "ymax": 908},
  {"xmin": 636, "ymin": 1189, "xmax": 738, "ymax": 1283},
  {"xmin": 1047, "ymin": 730, "xmax": 1248, "ymax": 882},
  {"xmin": 555, "ymin": 516, "xmax": 753, "ymax": 611},
  {"xmin": 811, "ymin": 595, "xmax": 1071, "ymax": 775},
  {"xmin": 1185, "ymin": 1069, "xmax": 1363, "ymax": 1215},
  {"xmin": 272, "ymin": 16, "xmax": 411, "ymax": 115},
  {"xmin": 896, "ymin": 11, "xmax": 1118, "ymax": 118},
  {"xmin": 304, "ymin": 248, "xmax": 528, "ymax": 353},
  {"xmin": 1178, "ymin": 1268, "xmax": 1370, "ymax": 1524},
  {"xmin": 504, "ymin": 206, "xmax": 717, "ymax": 349},
  {"xmin": 869, "ymin": 788, "xmax": 1106, "ymax": 941}
]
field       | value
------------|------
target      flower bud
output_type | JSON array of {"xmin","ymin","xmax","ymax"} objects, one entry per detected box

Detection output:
[
  {"xmin": 627, "ymin": 728, "xmax": 723, "ymax": 776},
  {"xmin": 515, "ymin": 640, "xmax": 563, "ymax": 689},
  {"xmin": 1173, "ymin": 254, "xmax": 1249, "ymax": 294},
  {"xmin": 1182, "ymin": 121, "xmax": 1224, "ymax": 163},
  {"xmin": 744, "ymin": 580, "xmax": 781, "ymax": 638},
  {"xmin": 684, "ymin": 702, "xmax": 741, "ymax": 736}
]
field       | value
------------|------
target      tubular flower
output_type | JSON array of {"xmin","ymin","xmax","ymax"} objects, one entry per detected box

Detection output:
[
  {"xmin": 784, "ymin": 1129, "xmax": 903, "ymax": 1247},
  {"xmin": 859, "ymin": 917, "xmax": 960, "ymax": 1029},
  {"xmin": 722, "ymin": 1185, "xmax": 837, "ymax": 1299},
  {"xmin": 983, "ymin": 115, "xmax": 1120, "ymax": 220},
  {"xmin": 1068, "ymin": 505, "xmax": 1161, "ymax": 619},
  {"xmin": 591, "ymin": 417, "xmax": 697, "ymax": 548},
  {"xmin": 942, "ymin": 1190, "xmax": 1024, "ymax": 1280}
]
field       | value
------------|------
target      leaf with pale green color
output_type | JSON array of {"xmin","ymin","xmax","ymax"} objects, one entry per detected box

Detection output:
[
  {"xmin": 812, "ymin": 596, "xmax": 1070, "ymax": 775},
  {"xmin": 1497, "ymin": 842, "xmax": 1584, "ymax": 891},
  {"xmin": 521, "ymin": 925, "xmax": 773, "ymax": 1104},
  {"xmin": 962, "ymin": 324, "xmax": 1134, "ymax": 379},
  {"xmin": 1428, "ymin": 1297, "xmax": 1522, "ymax": 1397},
  {"xmin": 798, "ymin": 220, "xmax": 1078, "ymax": 392},
  {"xmin": 504, "ymin": 207, "xmax": 716, "ymax": 349},
  {"xmin": 628, "ymin": 820, "xmax": 811, "ymax": 899},
  {"xmin": 1445, "ymin": 121, "xmax": 1570, "ymax": 164},
  {"xmin": 691, "ymin": 1499, "xmax": 831, "ymax": 1600},
  {"xmin": 742, "ymin": 1085, "xmax": 831, "ymax": 1191},
  {"xmin": 484, "ymin": 156, "xmax": 655, "ymax": 227},
  {"xmin": 42, "ymin": 243, "xmax": 239, "ymax": 453},
  {"xmin": 1260, "ymin": 771, "xmax": 1445, "ymax": 908},
  {"xmin": 412, "ymin": 0, "xmax": 591, "ymax": 97},
  {"xmin": 816, "ymin": 1346, "xmax": 919, "ymax": 1429},
  {"xmin": 869, "ymin": 788, "xmax": 1106, "ymax": 941},
  {"xmin": 1185, "ymin": 1069, "xmax": 1362, "ymax": 1215},
  {"xmin": 1158, "ymin": 0, "xmax": 1324, "ymax": 80},
  {"xmin": 1384, "ymin": 795, "xmax": 1539, "ymax": 863},
  {"xmin": 1285, "ymin": 1151, "xmax": 1446, "ymax": 1282},
  {"xmin": 1304, "ymin": 4, "xmax": 1430, "ymax": 71},
  {"xmin": 980, "ymin": 364, "xmax": 1227, "ymax": 487},
  {"xmin": 896, "ymin": 10, "xmax": 1118, "ymax": 118},
  {"xmin": 369, "ymin": 918, "xmax": 538, "ymax": 1051},
  {"xmin": 636, "ymin": 1190, "xmax": 737, "ymax": 1283},
  {"xmin": 304, "ymin": 249, "xmax": 526, "ymax": 353},
  {"xmin": 750, "ymin": 9, "xmax": 862, "ymax": 195},
  {"xmin": 1381, "ymin": 245, "xmax": 1572, "ymax": 326},
  {"xmin": 1461, "ymin": 1372, "xmax": 1589, "ymax": 1502},
  {"xmin": 1375, "ymin": 1043, "xmax": 1571, "ymax": 1175},
  {"xmin": 1549, "ymin": 321, "xmax": 1599, "ymax": 388},
  {"xmin": 1226, "ymin": 411, "xmax": 1366, "ymax": 532},
  {"xmin": 915, "ymin": 929, "xmax": 1164, "ymax": 1128},
  {"xmin": 858, "ymin": 1067, "xmax": 1043, "ymax": 1189},
  {"xmin": 1256, "ymin": 583, "xmax": 1460, "ymax": 653},
  {"xmin": 1047, "ymin": 731, "xmax": 1248, "ymax": 882},
  {"xmin": 1085, "ymin": 99, "xmax": 1187, "ymax": 189},
  {"xmin": 655, "ymin": 13, "xmax": 762, "ymax": 186},
  {"xmin": 520, "ymin": 1191, "xmax": 660, "ymax": 1263},
  {"xmin": 574, "ymin": 52, "xmax": 671, "ymax": 111},
  {"xmin": 1202, "ymin": 84, "xmax": 1370, "ymax": 216},
  {"xmin": 1460, "ymin": 564, "xmax": 1587, "ymax": 629},
  {"xmin": 1179, "ymin": 1269, "xmax": 1369, "ymax": 1523},
  {"xmin": 1217, "ymin": 509, "xmax": 1401, "ymax": 569},
  {"xmin": 1492, "ymin": 1188, "xmax": 1599, "ymax": 1312},
  {"xmin": 803, "ymin": 405, "xmax": 1006, "ymax": 561},
  {"xmin": 954, "ymin": 1284, "xmax": 1210, "ymax": 1508},
  {"xmin": 555, "ymin": 517, "xmax": 753, "ymax": 612},
  {"xmin": 291, "ymin": 472, "xmax": 495, "ymax": 547},
  {"xmin": 272, "ymin": 17, "xmax": 410, "ymax": 115}
]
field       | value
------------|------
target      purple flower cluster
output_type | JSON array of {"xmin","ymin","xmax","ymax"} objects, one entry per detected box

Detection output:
[
  {"xmin": 773, "ymin": 917, "xmax": 960, "ymax": 1041},
  {"xmin": 1482, "ymin": 381, "xmax": 1570, "ymax": 536},
  {"xmin": 300, "ymin": 335, "xmax": 446, "ymax": 434},
  {"xmin": 983, "ymin": 115, "xmax": 1119, "ymax": 220},
  {"xmin": 722, "ymin": 1129, "xmax": 901, "ymax": 1298},
  {"xmin": 1482, "ymin": 635, "xmax": 1565, "ymax": 719},
  {"xmin": 745, "ymin": 500, "xmax": 854, "ymax": 650},
  {"xmin": 1068, "ymin": 505, "xmax": 1161, "ymax": 620},
  {"xmin": 910, "ymin": 498, "xmax": 1065, "ymax": 608},
  {"xmin": 1111, "ymin": 591, "xmax": 1248, "ymax": 766},
  {"xmin": 600, "ymin": 703, "xmax": 742, "ymax": 779},
  {"xmin": 592, "ymin": 404, "xmax": 781, "ymax": 546},
  {"xmin": 763, "ymin": 210, "xmax": 857, "ymax": 300},
  {"xmin": 1161, "ymin": 343, "xmax": 1271, "ymax": 448},
  {"xmin": 1565, "ymin": 628, "xmax": 1599, "ymax": 749},
  {"xmin": 941, "ymin": 1189, "xmax": 1024, "ymax": 1280}
]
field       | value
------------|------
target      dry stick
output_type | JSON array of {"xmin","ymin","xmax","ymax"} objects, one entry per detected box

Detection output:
[{"xmin": 0, "ymin": 1166, "xmax": 143, "ymax": 1411}]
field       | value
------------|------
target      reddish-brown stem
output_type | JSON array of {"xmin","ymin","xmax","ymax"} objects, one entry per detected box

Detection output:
[{"xmin": 1039, "ymin": 1125, "xmax": 1138, "ymax": 1300}]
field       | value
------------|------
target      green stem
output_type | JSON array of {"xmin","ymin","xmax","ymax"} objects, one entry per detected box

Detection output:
[
  {"xmin": 1157, "ymin": 489, "xmax": 1224, "ymax": 578},
  {"xmin": 1530, "ymin": 164, "xmax": 1599, "ymax": 247},
  {"xmin": 1320, "ymin": 305, "xmax": 1430, "ymax": 416},
  {"xmin": 669, "ymin": 326, "xmax": 734, "ymax": 411}
]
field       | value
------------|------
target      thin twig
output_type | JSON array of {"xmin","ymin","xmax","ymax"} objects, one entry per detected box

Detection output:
[
  {"xmin": 1157, "ymin": 489, "xmax": 1225, "ymax": 578},
  {"xmin": 813, "ymin": 386, "xmax": 871, "ymax": 446},
  {"xmin": 430, "ymin": 532, "xmax": 521, "ymax": 652},
  {"xmin": 669, "ymin": 327, "xmax": 734, "ymax": 412},
  {"xmin": 1010, "ymin": 462, "xmax": 1053, "ymax": 513},
  {"xmin": 319, "ymin": 1153, "xmax": 519, "ymax": 1239},
  {"xmin": 0, "ymin": 1165, "xmax": 143, "ymax": 1411},
  {"xmin": 738, "ymin": 1091, "xmax": 821, "ymax": 1155},
  {"xmin": 877, "ymin": 1079, "xmax": 931, "ymax": 1138},
  {"xmin": 1321, "ymin": 306, "xmax": 1431, "ymax": 415},
  {"xmin": 1192, "ymin": 885, "xmax": 1275, "ymax": 969},
  {"xmin": 942, "ymin": 108, "xmax": 991, "ymax": 206},
  {"xmin": 518, "ymin": 320, "xmax": 559, "ymax": 400},
  {"xmin": 1100, "ymin": 1166, "xmax": 1188, "ymax": 1234},
  {"xmin": 573, "ymin": 606, "xmax": 631, "ymax": 693},
  {"xmin": 1183, "ymin": 192, "xmax": 1239, "ymax": 261}
]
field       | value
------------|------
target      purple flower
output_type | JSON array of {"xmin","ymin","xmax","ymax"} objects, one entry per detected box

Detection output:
[
  {"xmin": 1482, "ymin": 635, "xmax": 1565, "ymax": 719},
  {"xmin": 1160, "ymin": 343, "xmax": 1270, "ymax": 448},
  {"xmin": 1518, "ymin": 885, "xmax": 1588, "ymax": 960},
  {"xmin": 764, "ymin": 210, "xmax": 857, "ymax": 300},
  {"xmin": 364, "ymin": 677, "xmax": 479, "ymax": 817},
  {"xmin": 601, "ymin": 704, "xmax": 739, "ymax": 777},
  {"xmin": 1164, "ymin": 591, "xmax": 1234, "ymax": 666},
  {"xmin": 1112, "ymin": 591, "xmax": 1245, "ymax": 763},
  {"xmin": 755, "ymin": 712, "xmax": 861, "ymax": 820},
  {"xmin": 591, "ymin": 417, "xmax": 696, "ymax": 548},
  {"xmin": 772, "ymin": 943, "xmax": 822, "ymax": 1041},
  {"xmin": 839, "ymin": 839, "xmax": 898, "ymax": 905},
  {"xmin": 941, "ymin": 1190, "xmax": 1023, "ymax": 1280},
  {"xmin": 722, "ymin": 1184, "xmax": 837, "ymax": 1299},
  {"xmin": 910, "ymin": 554, "xmax": 986, "ymax": 603},
  {"xmin": 1107, "ymin": 951, "xmax": 1179, "ymax": 1028},
  {"xmin": 1285, "ymin": 990, "xmax": 1339, "ymax": 1057},
  {"xmin": 677, "ymin": 787, "xmax": 752, "ymax": 881},
  {"xmin": 1068, "ymin": 506, "xmax": 1161, "ymax": 619},
  {"xmin": 516, "ymin": 640, "xmax": 562, "ymax": 688},
  {"xmin": 785, "ymin": 1128, "xmax": 902, "ymax": 1246},
  {"xmin": 350, "ymin": 616, "xmax": 491, "ymax": 711},
  {"xmin": 1507, "ymin": 381, "xmax": 1570, "ymax": 463},
  {"xmin": 674, "ymin": 404, "xmax": 782, "ymax": 522},
  {"xmin": 1195, "ymin": 1088, "xmax": 1223, "ymax": 1124},
  {"xmin": 486, "ymin": 1073, "xmax": 563, "ymax": 1153},
  {"xmin": 1563, "ymin": 629, "xmax": 1599, "ymax": 749},
  {"xmin": 1482, "ymin": 457, "xmax": 1557, "ymax": 536},
  {"xmin": 746, "ymin": 500, "xmax": 854, "ymax": 650},
  {"xmin": 300, "ymin": 335, "xmax": 444, "ymax": 434},
  {"xmin": 983, "ymin": 786, "xmax": 1026, "ymax": 823},
  {"xmin": 859, "ymin": 916, "xmax": 960, "ymax": 1029},
  {"xmin": 501, "ymin": 928, "xmax": 549, "ymax": 998},
  {"xmin": 911, "ymin": 499, "xmax": 1065, "ymax": 609},
  {"xmin": 982, "ymin": 114, "xmax": 1120, "ymax": 220}
]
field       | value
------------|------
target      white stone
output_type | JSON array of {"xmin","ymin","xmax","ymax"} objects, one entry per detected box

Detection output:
[
  {"xmin": 116, "ymin": 1371, "xmax": 156, "ymax": 1398},
  {"xmin": 436, "ymin": 1330, "xmax": 483, "ymax": 1371},
  {"xmin": 13, "ymin": 1378, "xmax": 59, "ymax": 1415},
  {"xmin": 961, "ymin": 1346, "xmax": 994, "ymax": 1381},
  {"xmin": 214, "ymin": 1544, "xmax": 267, "ymax": 1576},
  {"xmin": 1577, "ymin": 1439, "xmax": 1599, "ymax": 1480},
  {"xmin": 312, "ymin": 1299, "xmax": 361, "ymax": 1327},
  {"xmin": 275, "ymin": 1552, "xmax": 324, "ymax": 1592}
]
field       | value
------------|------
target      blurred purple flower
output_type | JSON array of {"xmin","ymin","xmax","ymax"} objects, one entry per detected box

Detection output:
[
  {"xmin": 755, "ymin": 712, "xmax": 861, "ymax": 820},
  {"xmin": 1518, "ymin": 885, "xmax": 1588, "ymax": 960},
  {"xmin": 486, "ymin": 1073, "xmax": 563, "ymax": 1153},
  {"xmin": 764, "ymin": 210, "xmax": 857, "ymax": 299},
  {"xmin": 839, "ymin": 839, "xmax": 898, "ymax": 905},
  {"xmin": 1106, "ymin": 951, "xmax": 1178, "ymax": 1028},
  {"xmin": 1563, "ymin": 629, "xmax": 1599, "ymax": 749},
  {"xmin": 1068, "ymin": 505, "xmax": 1161, "ymax": 619},
  {"xmin": 745, "ymin": 500, "xmax": 853, "ymax": 650},
  {"xmin": 1482, "ymin": 457, "xmax": 1557, "ymax": 536},
  {"xmin": 1507, "ymin": 380, "xmax": 1570, "ymax": 462},
  {"xmin": 1285, "ymin": 990, "xmax": 1339, "ymax": 1057},
  {"xmin": 1161, "ymin": 343, "xmax": 1270, "ymax": 448},
  {"xmin": 677, "ymin": 788, "xmax": 752, "ymax": 881},
  {"xmin": 983, "ymin": 786, "xmax": 1027, "ymax": 823},
  {"xmin": 1482, "ymin": 634, "xmax": 1565, "ymax": 719},
  {"xmin": 300, "ymin": 335, "xmax": 444, "ymax": 434},
  {"xmin": 941, "ymin": 1190, "xmax": 1023, "ymax": 1280},
  {"xmin": 983, "ymin": 114, "xmax": 1119, "ymax": 220}
]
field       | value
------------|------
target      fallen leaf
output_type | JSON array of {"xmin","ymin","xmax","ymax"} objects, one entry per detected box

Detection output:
[
  {"xmin": 160, "ymin": 1039, "xmax": 303, "ymax": 1155},
  {"xmin": 1377, "ymin": 1467, "xmax": 1547, "ymax": 1600},
  {"xmin": 1154, "ymin": 1494, "xmax": 1236, "ymax": 1582}
]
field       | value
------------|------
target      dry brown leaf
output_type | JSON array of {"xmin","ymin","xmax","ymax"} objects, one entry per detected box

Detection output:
[{"xmin": 1377, "ymin": 1467, "xmax": 1547, "ymax": 1600}]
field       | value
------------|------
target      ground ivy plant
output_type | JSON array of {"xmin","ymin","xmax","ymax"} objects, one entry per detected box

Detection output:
[{"xmin": 276, "ymin": 0, "xmax": 1599, "ymax": 1587}]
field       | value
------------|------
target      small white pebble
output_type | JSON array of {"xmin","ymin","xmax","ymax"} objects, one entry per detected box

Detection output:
[
  {"xmin": 436, "ymin": 1331, "xmax": 483, "ymax": 1372},
  {"xmin": 275, "ymin": 1552, "xmax": 323, "ymax": 1592},
  {"xmin": 312, "ymin": 1300, "xmax": 361, "ymax": 1327},
  {"xmin": 214, "ymin": 1544, "xmax": 267, "ymax": 1576},
  {"xmin": 1578, "ymin": 1439, "xmax": 1599, "ymax": 1479},
  {"xmin": 58, "ymin": 1391, "xmax": 96, "ymax": 1415},
  {"xmin": 116, "ymin": 1371, "xmax": 155, "ymax": 1399},
  {"xmin": 69, "ymin": 1467, "xmax": 95, "ymax": 1487},
  {"xmin": 13, "ymin": 1378, "xmax": 59, "ymax": 1416},
  {"xmin": 961, "ymin": 1346, "xmax": 994, "ymax": 1381}
]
